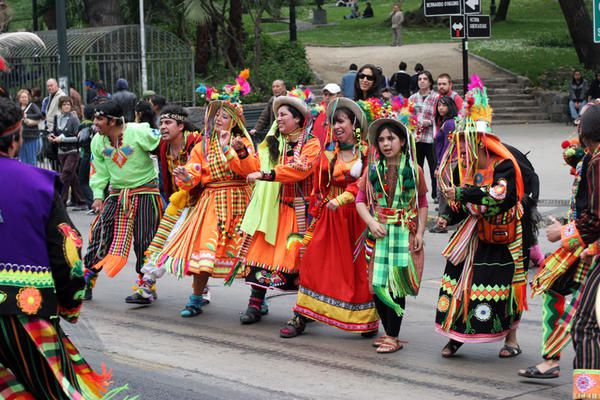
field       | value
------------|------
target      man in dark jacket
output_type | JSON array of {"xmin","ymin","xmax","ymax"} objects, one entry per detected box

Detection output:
[
  {"xmin": 389, "ymin": 61, "xmax": 411, "ymax": 98},
  {"xmin": 112, "ymin": 78, "xmax": 137, "ymax": 122}
]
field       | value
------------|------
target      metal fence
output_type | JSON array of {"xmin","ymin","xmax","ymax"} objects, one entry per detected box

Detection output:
[{"xmin": 2, "ymin": 25, "xmax": 195, "ymax": 105}]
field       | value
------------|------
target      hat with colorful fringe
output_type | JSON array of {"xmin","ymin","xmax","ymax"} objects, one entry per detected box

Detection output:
[
  {"xmin": 273, "ymin": 87, "xmax": 313, "ymax": 120},
  {"xmin": 365, "ymin": 96, "xmax": 418, "ymax": 144},
  {"xmin": 457, "ymin": 74, "xmax": 494, "ymax": 136}
]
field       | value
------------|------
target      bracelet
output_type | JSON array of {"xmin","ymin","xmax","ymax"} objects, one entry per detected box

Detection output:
[
  {"xmin": 236, "ymin": 146, "xmax": 249, "ymax": 159},
  {"xmin": 261, "ymin": 170, "xmax": 275, "ymax": 181},
  {"xmin": 222, "ymin": 145, "xmax": 230, "ymax": 153}
]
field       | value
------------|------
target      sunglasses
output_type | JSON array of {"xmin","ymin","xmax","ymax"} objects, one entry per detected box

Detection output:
[{"xmin": 358, "ymin": 73, "xmax": 375, "ymax": 82}]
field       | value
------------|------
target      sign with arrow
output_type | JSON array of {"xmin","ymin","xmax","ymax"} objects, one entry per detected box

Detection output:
[
  {"xmin": 450, "ymin": 15, "xmax": 465, "ymax": 39},
  {"xmin": 467, "ymin": 15, "xmax": 491, "ymax": 38},
  {"xmin": 424, "ymin": 0, "xmax": 462, "ymax": 17},
  {"xmin": 463, "ymin": 0, "xmax": 481, "ymax": 14}
]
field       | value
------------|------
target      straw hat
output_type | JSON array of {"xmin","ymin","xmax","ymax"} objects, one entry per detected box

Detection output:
[
  {"xmin": 325, "ymin": 97, "xmax": 368, "ymax": 136},
  {"xmin": 367, "ymin": 118, "xmax": 409, "ymax": 145}
]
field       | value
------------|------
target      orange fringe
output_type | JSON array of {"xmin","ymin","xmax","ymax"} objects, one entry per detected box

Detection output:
[{"xmin": 94, "ymin": 255, "xmax": 128, "ymax": 278}]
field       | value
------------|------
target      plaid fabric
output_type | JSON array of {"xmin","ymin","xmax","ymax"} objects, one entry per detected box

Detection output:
[
  {"xmin": 0, "ymin": 366, "xmax": 35, "ymax": 399},
  {"xmin": 207, "ymin": 135, "xmax": 235, "ymax": 181},
  {"xmin": 210, "ymin": 182, "xmax": 249, "ymax": 222},
  {"xmin": 408, "ymin": 91, "xmax": 437, "ymax": 143}
]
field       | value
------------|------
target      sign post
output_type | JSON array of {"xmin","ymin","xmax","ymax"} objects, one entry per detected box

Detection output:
[
  {"xmin": 594, "ymin": 0, "xmax": 600, "ymax": 43},
  {"xmin": 424, "ymin": 0, "xmax": 462, "ymax": 17}
]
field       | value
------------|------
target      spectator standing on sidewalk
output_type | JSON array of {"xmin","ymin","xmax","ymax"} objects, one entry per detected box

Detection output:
[
  {"xmin": 389, "ymin": 61, "xmax": 411, "ymax": 98},
  {"xmin": 17, "ymin": 89, "xmax": 42, "ymax": 166},
  {"xmin": 390, "ymin": 3, "xmax": 404, "ymax": 46},
  {"xmin": 112, "ymin": 78, "xmax": 138, "ymax": 122},
  {"xmin": 341, "ymin": 63, "xmax": 358, "ymax": 99},
  {"xmin": 436, "ymin": 73, "xmax": 463, "ymax": 110},
  {"xmin": 409, "ymin": 63, "xmax": 424, "ymax": 95}
]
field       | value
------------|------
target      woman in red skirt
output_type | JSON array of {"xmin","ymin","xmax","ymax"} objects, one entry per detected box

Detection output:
[{"xmin": 280, "ymin": 98, "xmax": 379, "ymax": 337}]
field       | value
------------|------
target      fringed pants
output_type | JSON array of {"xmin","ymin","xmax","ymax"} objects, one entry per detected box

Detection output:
[{"xmin": 84, "ymin": 192, "xmax": 162, "ymax": 274}]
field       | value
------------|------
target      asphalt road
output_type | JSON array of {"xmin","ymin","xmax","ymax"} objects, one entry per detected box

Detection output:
[{"xmin": 65, "ymin": 123, "xmax": 576, "ymax": 400}]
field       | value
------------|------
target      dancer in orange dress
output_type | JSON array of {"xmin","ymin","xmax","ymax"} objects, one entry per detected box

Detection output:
[
  {"xmin": 155, "ymin": 80, "xmax": 259, "ymax": 317},
  {"xmin": 236, "ymin": 89, "xmax": 322, "ymax": 325}
]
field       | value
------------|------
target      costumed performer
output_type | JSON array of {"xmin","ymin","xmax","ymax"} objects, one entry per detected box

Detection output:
[
  {"xmin": 281, "ymin": 97, "xmax": 378, "ymax": 338},
  {"xmin": 236, "ymin": 88, "xmax": 322, "ymax": 325},
  {"xmin": 0, "ymin": 97, "xmax": 133, "ymax": 399},
  {"xmin": 435, "ymin": 76, "xmax": 527, "ymax": 358},
  {"xmin": 155, "ymin": 71, "xmax": 259, "ymax": 317},
  {"xmin": 83, "ymin": 101, "xmax": 163, "ymax": 302},
  {"xmin": 356, "ymin": 98, "xmax": 429, "ymax": 354}
]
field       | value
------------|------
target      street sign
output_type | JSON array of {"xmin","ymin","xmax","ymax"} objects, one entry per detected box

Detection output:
[
  {"xmin": 463, "ymin": 0, "xmax": 481, "ymax": 14},
  {"xmin": 594, "ymin": 0, "xmax": 600, "ymax": 43},
  {"xmin": 467, "ymin": 15, "xmax": 491, "ymax": 38},
  {"xmin": 450, "ymin": 15, "xmax": 465, "ymax": 39},
  {"xmin": 424, "ymin": 0, "xmax": 462, "ymax": 17}
]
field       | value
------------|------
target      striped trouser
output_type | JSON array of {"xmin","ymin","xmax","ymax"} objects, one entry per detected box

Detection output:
[
  {"xmin": 84, "ymin": 192, "xmax": 162, "ymax": 274},
  {"xmin": 0, "ymin": 316, "xmax": 78, "ymax": 400}
]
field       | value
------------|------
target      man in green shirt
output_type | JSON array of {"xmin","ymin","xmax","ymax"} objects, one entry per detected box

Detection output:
[{"xmin": 83, "ymin": 101, "xmax": 163, "ymax": 302}]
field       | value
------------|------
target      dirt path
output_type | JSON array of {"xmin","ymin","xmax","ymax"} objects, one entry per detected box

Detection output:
[{"xmin": 306, "ymin": 43, "xmax": 509, "ymax": 84}]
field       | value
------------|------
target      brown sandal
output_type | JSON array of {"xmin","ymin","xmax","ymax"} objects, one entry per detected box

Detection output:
[
  {"xmin": 376, "ymin": 336, "xmax": 403, "ymax": 353},
  {"xmin": 372, "ymin": 335, "xmax": 389, "ymax": 348}
]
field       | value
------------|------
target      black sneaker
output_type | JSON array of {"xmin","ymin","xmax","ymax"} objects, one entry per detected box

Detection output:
[
  {"xmin": 125, "ymin": 292, "xmax": 153, "ymax": 305},
  {"xmin": 240, "ymin": 307, "xmax": 262, "ymax": 325},
  {"xmin": 429, "ymin": 225, "xmax": 448, "ymax": 234},
  {"xmin": 82, "ymin": 286, "xmax": 93, "ymax": 301}
]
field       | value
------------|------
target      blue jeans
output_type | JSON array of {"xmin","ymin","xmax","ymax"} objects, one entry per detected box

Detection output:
[{"xmin": 569, "ymin": 100, "xmax": 587, "ymax": 121}]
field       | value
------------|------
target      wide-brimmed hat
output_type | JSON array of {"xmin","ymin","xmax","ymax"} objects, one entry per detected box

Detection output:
[
  {"xmin": 368, "ymin": 118, "xmax": 409, "ymax": 145},
  {"xmin": 273, "ymin": 87, "xmax": 313, "ymax": 121},
  {"xmin": 326, "ymin": 97, "xmax": 368, "ymax": 136}
]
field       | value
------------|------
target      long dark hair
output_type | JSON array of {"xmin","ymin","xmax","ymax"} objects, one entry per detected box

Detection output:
[
  {"xmin": 375, "ymin": 122, "xmax": 407, "ymax": 158},
  {"xmin": 353, "ymin": 64, "xmax": 382, "ymax": 101},
  {"xmin": 266, "ymin": 104, "xmax": 305, "ymax": 163},
  {"xmin": 435, "ymin": 96, "xmax": 458, "ymax": 127},
  {"xmin": 135, "ymin": 101, "xmax": 157, "ymax": 129}
]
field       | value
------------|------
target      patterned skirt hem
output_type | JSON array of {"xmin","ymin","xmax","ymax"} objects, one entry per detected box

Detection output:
[
  {"xmin": 294, "ymin": 305, "xmax": 379, "ymax": 332},
  {"xmin": 434, "ymin": 322, "xmax": 520, "ymax": 344}
]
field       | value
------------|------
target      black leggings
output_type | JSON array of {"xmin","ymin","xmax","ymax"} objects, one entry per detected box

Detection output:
[
  {"xmin": 416, "ymin": 142, "xmax": 436, "ymax": 198},
  {"xmin": 373, "ymin": 294, "xmax": 406, "ymax": 337}
]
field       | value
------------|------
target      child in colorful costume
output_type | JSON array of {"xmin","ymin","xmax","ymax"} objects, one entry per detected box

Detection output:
[
  {"xmin": 281, "ymin": 97, "xmax": 378, "ymax": 338},
  {"xmin": 236, "ymin": 89, "xmax": 322, "ymax": 325},
  {"xmin": 0, "ymin": 97, "xmax": 130, "ymax": 399},
  {"xmin": 126, "ymin": 104, "xmax": 203, "ymax": 305},
  {"xmin": 435, "ymin": 76, "xmax": 527, "ymax": 358},
  {"xmin": 84, "ymin": 101, "xmax": 163, "ymax": 301},
  {"xmin": 518, "ymin": 136, "xmax": 590, "ymax": 380},
  {"xmin": 153, "ymin": 71, "xmax": 259, "ymax": 317},
  {"xmin": 355, "ymin": 98, "xmax": 429, "ymax": 354}
]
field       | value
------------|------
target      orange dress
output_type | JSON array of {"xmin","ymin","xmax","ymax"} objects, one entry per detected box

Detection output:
[
  {"xmin": 156, "ymin": 135, "xmax": 259, "ymax": 278},
  {"xmin": 244, "ymin": 137, "xmax": 322, "ymax": 291}
]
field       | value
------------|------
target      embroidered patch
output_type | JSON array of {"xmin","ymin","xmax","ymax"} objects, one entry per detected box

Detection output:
[
  {"xmin": 254, "ymin": 270, "xmax": 284, "ymax": 287},
  {"xmin": 16, "ymin": 287, "xmax": 42, "ymax": 315},
  {"xmin": 474, "ymin": 172, "xmax": 484, "ymax": 185},
  {"xmin": 111, "ymin": 145, "xmax": 134, "ymax": 168},
  {"xmin": 474, "ymin": 303, "xmax": 492, "ymax": 322},
  {"xmin": 576, "ymin": 374, "xmax": 597, "ymax": 393},
  {"xmin": 57, "ymin": 223, "xmax": 83, "ymax": 270},
  {"xmin": 489, "ymin": 179, "xmax": 507, "ymax": 200},
  {"xmin": 437, "ymin": 294, "xmax": 450, "ymax": 313}
]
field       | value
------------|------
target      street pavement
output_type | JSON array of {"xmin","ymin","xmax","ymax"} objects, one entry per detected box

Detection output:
[{"xmin": 66, "ymin": 123, "xmax": 576, "ymax": 399}]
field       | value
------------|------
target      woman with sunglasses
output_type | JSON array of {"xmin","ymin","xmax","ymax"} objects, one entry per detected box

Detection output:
[{"xmin": 354, "ymin": 64, "xmax": 383, "ymax": 101}]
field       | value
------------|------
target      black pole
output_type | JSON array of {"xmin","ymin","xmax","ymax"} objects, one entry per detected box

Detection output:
[
  {"xmin": 462, "ymin": 37, "xmax": 469, "ymax": 97},
  {"xmin": 290, "ymin": 0, "xmax": 297, "ymax": 43},
  {"xmin": 56, "ymin": 0, "xmax": 69, "ymax": 91},
  {"xmin": 32, "ymin": 0, "xmax": 38, "ymax": 31},
  {"xmin": 490, "ymin": 0, "xmax": 497, "ymax": 16}
]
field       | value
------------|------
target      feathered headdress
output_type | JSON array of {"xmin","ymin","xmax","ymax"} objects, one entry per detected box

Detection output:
[
  {"xmin": 196, "ymin": 68, "xmax": 251, "ymax": 103},
  {"xmin": 457, "ymin": 74, "xmax": 493, "ymax": 134}
]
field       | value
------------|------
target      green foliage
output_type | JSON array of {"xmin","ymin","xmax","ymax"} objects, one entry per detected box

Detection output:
[{"xmin": 526, "ymin": 32, "xmax": 572, "ymax": 48}]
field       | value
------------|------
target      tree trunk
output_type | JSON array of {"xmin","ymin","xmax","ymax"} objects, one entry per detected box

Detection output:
[
  {"xmin": 252, "ymin": 5, "xmax": 267, "ymax": 90},
  {"xmin": 195, "ymin": 22, "xmax": 211, "ymax": 75},
  {"xmin": 494, "ymin": 0, "xmax": 510, "ymax": 22},
  {"xmin": 558, "ymin": 0, "xmax": 600, "ymax": 70},
  {"xmin": 227, "ymin": 0, "xmax": 244, "ymax": 68},
  {"xmin": 0, "ymin": 0, "xmax": 11, "ymax": 32},
  {"xmin": 83, "ymin": 0, "xmax": 124, "ymax": 27}
]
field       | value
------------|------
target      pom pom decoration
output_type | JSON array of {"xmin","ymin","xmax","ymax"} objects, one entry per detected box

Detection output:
[
  {"xmin": 195, "ymin": 69, "xmax": 251, "ymax": 104},
  {"xmin": 288, "ymin": 86, "xmax": 314, "ymax": 104},
  {"xmin": 0, "ymin": 56, "xmax": 7, "ymax": 73},
  {"xmin": 561, "ymin": 140, "xmax": 571, "ymax": 149}
]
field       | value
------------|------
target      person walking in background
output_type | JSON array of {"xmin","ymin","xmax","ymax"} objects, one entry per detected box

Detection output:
[
  {"xmin": 49, "ymin": 96, "xmax": 86, "ymax": 210},
  {"xmin": 354, "ymin": 64, "xmax": 383, "ymax": 101},
  {"xmin": 389, "ymin": 61, "xmax": 411, "ymax": 98},
  {"xmin": 409, "ymin": 70, "xmax": 438, "ymax": 201},
  {"xmin": 569, "ymin": 70, "xmax": 589, "ymax": 124},
  {"xmin": 251, "ymin": 79, "xmax": 288, "ymax": 143},
  {"xmin": 390, "ymin": 3, "xmax": 404, "ymax": 46},
  {"xmin": 113, "ymin": 78, "xmax": 138, "ymax": 122},
  {"xmin": 341, "ymin": 63, "xmax": 358, "ymax": 99},
  {"xmin": 409, "ymin": 63, "xmax": 424, "ymax": 95},
  {"xmin": 430, "ymin": 96, "xmax": 458, "ymax": 233},
  {"xmin": 17, "ymin": 88, "xmax": 42, "ymax": 165}
]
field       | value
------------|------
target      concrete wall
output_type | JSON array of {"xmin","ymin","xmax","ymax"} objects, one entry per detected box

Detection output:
[{"xmin": 532, "ymin": 89, "xmax": 570, "ymax": 123}]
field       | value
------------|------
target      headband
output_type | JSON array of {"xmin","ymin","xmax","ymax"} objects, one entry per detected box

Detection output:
[
  {"xmin": 1, "ymin": 120, "xmax": 22, "ymax": 137},
  {"xmin": 94, "ymin": 110, "xmax": 125, "ymax": 124},
  {"xmin": 160, "ymin": 113, "xmax": 186, "ymax": 122}
]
